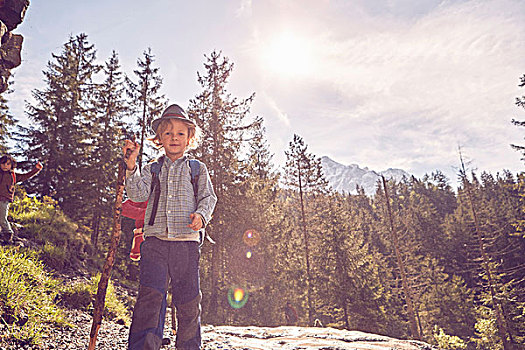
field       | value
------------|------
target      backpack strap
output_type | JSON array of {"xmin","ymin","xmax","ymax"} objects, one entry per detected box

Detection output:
[
  {"xmin": 188, "ymin": 159, "xmax": 215, "ymax": 245},
  {"xmin": 188, "ymin": 159, "xmax": 200, "ymax": 204},
  {"xmin": 148, "ymin": 157, "xmax": 200, "ymax": 226},
  {"xmin": 148, "ymin": 156, "xmax": 165, "ymax": 226}
]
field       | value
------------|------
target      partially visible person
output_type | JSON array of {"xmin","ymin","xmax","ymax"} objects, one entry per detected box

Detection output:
[
  {"xmin": 121, "ymin": 199, "xmax": 148, "ymax": 261},
  {"xmin": 0, "ymin": 155, "xmax": 43, "ymax": 244}
]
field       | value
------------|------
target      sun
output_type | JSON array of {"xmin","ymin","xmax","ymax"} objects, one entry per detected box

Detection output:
[{"xmin": 262, "ymin": 32, "xmax": 314, "ymax": 77}]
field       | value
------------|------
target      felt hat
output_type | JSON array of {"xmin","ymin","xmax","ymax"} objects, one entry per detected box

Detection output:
[{"xmin": 151, "ymin": 104, "xmax": 195, "ymax": 133}]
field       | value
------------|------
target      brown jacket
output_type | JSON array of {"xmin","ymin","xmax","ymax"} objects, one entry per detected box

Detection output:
[{"xmin": 0, "ymin": 166, "xmax": 41, "ymax": 202}]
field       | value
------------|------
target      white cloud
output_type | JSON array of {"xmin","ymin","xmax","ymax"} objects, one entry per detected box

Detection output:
[{"xmin": 246, "ymin": 0, "xmax": 525, "ymax": 181}]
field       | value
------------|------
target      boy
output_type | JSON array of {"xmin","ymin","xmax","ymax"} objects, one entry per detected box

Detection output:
[
  {"xmin": 0, "ymin": 155, "xmax": 43, "ymax": 244},
  {"xmin": 123, "ymin": 104, "xmax": 217, "ymax": 350}
]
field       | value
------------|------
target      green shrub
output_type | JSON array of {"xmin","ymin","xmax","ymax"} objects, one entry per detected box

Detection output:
[
  {"xmin": 0, "ymin": 247, "xmax": 68, "ymax": 346},
  {"xmin": 472, "ymin": 315, "xmax": 503, "ymax": 350},
  {"xmin": 433, "ymin": 326, "xmax": 467, "ymax": 349}
]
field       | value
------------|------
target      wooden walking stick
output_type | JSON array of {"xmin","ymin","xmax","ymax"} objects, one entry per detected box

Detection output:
[{"xmin": 88, "ymin": 138, "xmax": 133, "ymax": 350}]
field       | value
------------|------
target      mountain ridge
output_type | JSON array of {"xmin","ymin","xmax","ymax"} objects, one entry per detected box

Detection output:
[{"xmin": 321, "ymin": 156, "xmax": 411, "ymax": 195}]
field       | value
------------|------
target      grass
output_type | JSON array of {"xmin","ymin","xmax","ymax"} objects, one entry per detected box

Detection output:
[
  {"xmin": 0, "ymin": 191, "xmax": 132, "ymax": 347},
  {"xmin": 10, "ymin": 194, "xmax": 95, "ymax": 271},
  {"xmin": 59, "ymin": 274, "xmax": 130, "ymax": 325},
  {"xmin": 0, "ymin": 246, "xmax": 68, "ymax": 345}
]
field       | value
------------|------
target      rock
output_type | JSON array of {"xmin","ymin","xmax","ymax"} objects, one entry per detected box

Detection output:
[
  {"xmin": 0, "ymin": 20, "xmax": 7, "ymax": 41},
  {"xmin": 201, "ymin": 325, "xmax": 443, "ymax": 350},
  {"xmin": 0, "ymin": 32, "xmax": 22, "ymax": 68},
  {"xmin": 0, "ymin": 0, "xmax": 30, "ymax": 31},
  {"xmin": 0, "ymin": 0, "xmax": 29, "ymax": 93}
]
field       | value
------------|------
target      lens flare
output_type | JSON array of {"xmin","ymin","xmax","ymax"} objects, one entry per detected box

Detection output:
[
  {"xmin": 246, "ymin": 250, "xmax": 252, "ymax": 259},
  {"xmin": 227, "ymin": 287, "xmax": 249, "ymax": 309},
  {"xmin": 234, "ymin": 288, "xmax": 244, "ymax": 301},
  {"xmin": 242, "ymin": 230, "xmax": 261, "ymax": 247}
]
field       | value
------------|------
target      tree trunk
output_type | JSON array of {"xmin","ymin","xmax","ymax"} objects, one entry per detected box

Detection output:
[
  {"xmin": 458, "ymin": 153, "xmax": 512, "ymax": 350},
  {"xmin": 382, "ymin": 176, "xmax": 421, "ymax": 340},
  {"xmin": 90, "ymin": 210, "xmax": 100, "ymax": 247},
  {"xmin": 208, "ymin": 107, "xmax": 222, "ymax": 323},
  {"xmin": 298, "ymin": 158, "xmax": 314, "ymax": 325},
  {"xmin": 463, "ymin": 180, "xmax": 512, "ymax": 350},
  {"xmin": 138, "ymin": 80, "xmax": 148, "ymax": 170}
]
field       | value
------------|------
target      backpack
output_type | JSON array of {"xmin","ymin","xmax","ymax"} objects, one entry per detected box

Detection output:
[{"xmin": 148, "ymin": 156, "xmax": 200, "ymax": 226}]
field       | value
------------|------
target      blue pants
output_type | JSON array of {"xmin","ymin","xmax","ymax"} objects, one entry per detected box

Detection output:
[
  {"xmin": 0, "ymin": 201, "xmax": 13, "ymax": 240},
  {"xmin": 128, "ymin": 237, "xmax": 202, "ymax": 350}
]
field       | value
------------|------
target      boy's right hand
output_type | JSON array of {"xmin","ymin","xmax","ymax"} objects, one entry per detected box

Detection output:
[{"xmin": 123, "ymin": 140, "xmax": 140, "ymax": 171}]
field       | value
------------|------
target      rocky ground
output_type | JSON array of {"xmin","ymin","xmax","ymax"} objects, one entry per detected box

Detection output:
[
  {"xmin": 1, "ymin": 239, "xmax": 441, "ymax": 349},
  {"xmin": 3, "ymin": 315, "xmax": 442, "ymax": 350},
  {"xmin": 2, "ymin": 306, "xmax": 441, "ymax": 350}
]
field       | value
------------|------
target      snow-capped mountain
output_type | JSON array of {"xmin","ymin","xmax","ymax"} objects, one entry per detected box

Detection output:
[{"xmin": 321, "ymin": 156, "xmax": 410, "ymax": 195}]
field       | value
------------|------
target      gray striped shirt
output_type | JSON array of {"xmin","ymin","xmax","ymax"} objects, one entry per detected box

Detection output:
[{"xmin": 125, "ymin": 155, "xmax": 217, "ymax": 242}]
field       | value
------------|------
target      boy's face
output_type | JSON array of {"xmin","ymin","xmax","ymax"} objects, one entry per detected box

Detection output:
[
  {"xmin": 0, "ymin": 160, "xmax": 12, "ymax": 171},
  {"xmin": 160, "ymin": 119, "xmax": 190, "ymax": 161}
]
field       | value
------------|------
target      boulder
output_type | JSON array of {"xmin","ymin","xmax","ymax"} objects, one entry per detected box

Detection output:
[
  {"xmin": 0, "ymin": 32, "xmax": 23, "ymax": 68},
  {"xmin": 0, "ymin": 0, "xmax": 29, "ymax": 93},
  {"xmin": 0, "ymin": 0, "xmax": 30, "ymax": 31}
]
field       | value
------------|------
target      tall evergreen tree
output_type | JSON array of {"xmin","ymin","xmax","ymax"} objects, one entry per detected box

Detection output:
[
  {"xmin": 15, "ymin": 33, "xmax": 100, "ymax": 216},
  {"xmin": 188, "ymin": 50, "xmax": 261, "ymax": 324},
  {"xmin": 0, "ymin": 91, "xmax": 15, "ymax": 154},
  {"xmin": 126, "ymin": 48, "xmax": 165, "ymax": 168},
  {"xmin": 416, "ymin": 172, "xmax": 458, "ymax": 263},
  {"xmin": 223, "ymin": 123, "xmax": 283, "ymax": 326},
  {"xmin": 283, "ymin": 134, "xmax": 330, "ymax": 324},
  {"xmin": 368, "ymin": 175, "xmax": 479, "ymax": 344},
  {"xmin": 398, "ymin": 175, "xmax": 478, "ymax": 343},
  {"xmin": 443, "ymin": 155, "xmax": 525, "ymax": 349},
  {"xmin": 315, "ymin": 192, "xmax": 399, "ymax": 334},
  {"xmin": 511, "ymin": 73, "xmax": 525, "ymax": 162},
  {"xmin": 379, "ymin": 176, "xmax": 422, "ymax": 340},
  {"xmin": 86, "ymin": 50, "xmax": 129, "ymax": 246}
]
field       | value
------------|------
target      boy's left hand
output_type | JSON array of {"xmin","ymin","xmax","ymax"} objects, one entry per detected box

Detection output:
[{"xmin": 188, "ymin": 213, "xmax": 203, "ymax": 231}]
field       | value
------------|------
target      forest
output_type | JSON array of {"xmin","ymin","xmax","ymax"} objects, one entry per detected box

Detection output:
[{"xmin": 1, "ymin": 33, "xmax": 524, "ymax": 350}]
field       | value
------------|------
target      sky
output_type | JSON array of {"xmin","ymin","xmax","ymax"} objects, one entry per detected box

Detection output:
[{"xmin": 7, "ymin": 0, "xmax": 525, "ymax": 184}]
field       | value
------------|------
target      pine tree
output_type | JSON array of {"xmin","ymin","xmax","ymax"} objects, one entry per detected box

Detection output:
[
  {"xmin": 511, "ymin": 73, "xmax": 525, "ymax": 162},
  {"xmin": 369, "ymin": 175, "xmax": 481, "ymax": 344},
  {"xmin": 85, "ymin": 50, "xmax": 129, "ymax": 246},
  {"xmin": 187, "ymin": 50, "xmax": 261, "ymax": 324},
  {"xmin": 400, "ymin": 175, "xmax": 479, "ymax": 343},
  {"xmin": 418, "ymin": 264, "xmax": 476, "ymax": 344},
  {"xmin": 379, "ymin": 176, "xmax": 422, "ymax": 340},
  {"xmin": 314, "ymin": 192, "xmax": 399, "ymax": 334},
  {"xmin": 223, "ymin": 123, "xmax": 283, "ymax": 326},
  {"xmin": 15, "ymin": 33, "xmax": 100, "ymax": 217},
  {"xmin": 443, "ymin": 154, "xmax": 525, "ymax": 349},
  {"xmin": 126, "ymin": 48, "xmax": 165, "ymax": 168},
  {"xmin": 0, "ymin": 91, "xmax": 15, "ymax": 154},
  {"xmin": 283, "ymin": 134, "xmax": 330, "ymax": 324},
  {"xmin": 416, "ymin": 172, "xmax": 458, "ymax": 263}
]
